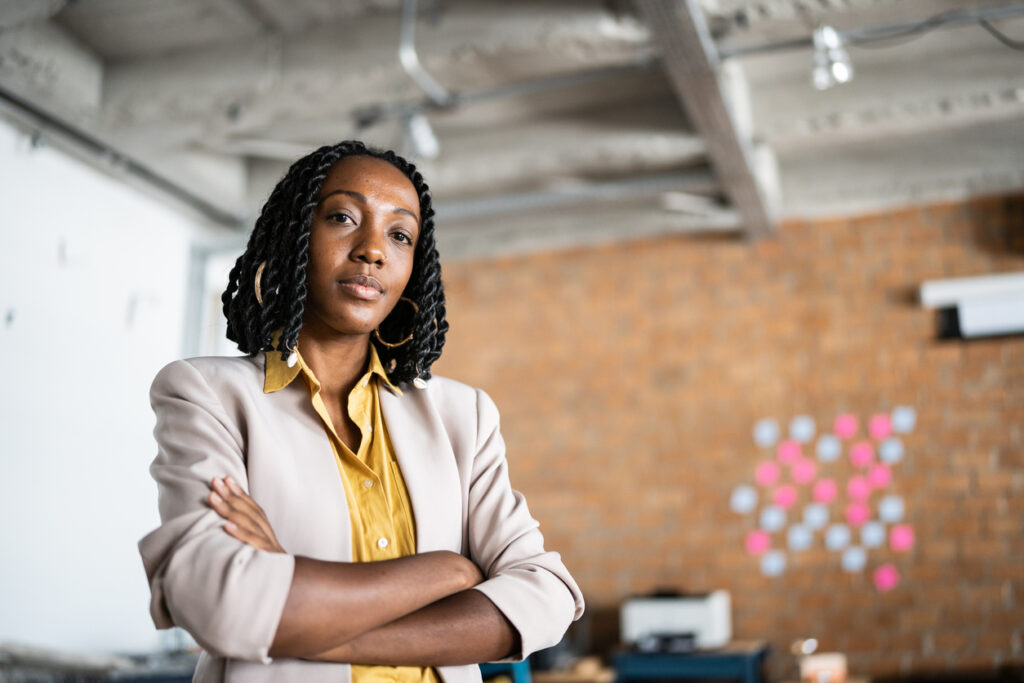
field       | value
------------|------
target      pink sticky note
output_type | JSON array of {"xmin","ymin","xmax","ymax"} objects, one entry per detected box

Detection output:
[
  {"xmin": 755, "ymin": 461, "xmax": 780, "ymax": 487},
  {"xmin": 869, "ymin": 413, "xmax": 892, "ymax": 440},
  {"xmin": 773, "ymin": 484, "xmax": 798, "ymax": 509},
  {"xmin": 868, "ymin": 464, "xmax": 891, "ymax": 489},
  {"xmin": 847, "ymin": 476, "xmax": 872, "ymax": 501},
  {"xmin": 777, "ymin": 440, "xmax": 801, "ymax": 464},
  {"xmin": 845, "ymin": 502, "xmax": 870, "ymax": 526},
  {"xmin": 834, "ymin": 413, "xmax": 858, "ymax": 439},
  {"xmin": 791, "ymin": 458, "xmax": 818, "ymax": 485},
  {"xmin": 745, "ymin": 530, "xmax": 771, "ymax": 555},
  {"xmin": 813, "ymin": 478, "xmax": 838, "ymax": 504},
  {"xmin": 850, "ymin": 441, "xmax": 875, "ymax": 468},
  {"xmin": 891, "ymin": 524, "xmax": 915, "ymax": 552},
  {"xmin": 873, "ymin": 563, "xmax": 900, "ymax": 592}
]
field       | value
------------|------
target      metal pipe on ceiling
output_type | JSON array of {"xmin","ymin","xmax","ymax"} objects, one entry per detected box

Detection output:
[
  {"xmin": 0, "ymin": 85, "xmax": 246, "ymax": 229},
  {"xmin": 718, "ymin": 3, "xmax": 1024, "ymax": 59}
]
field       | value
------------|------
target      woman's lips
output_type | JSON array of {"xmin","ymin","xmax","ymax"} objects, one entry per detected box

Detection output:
[{"xmin": 338, "ymin": 274, "xmax": 384, "ymax": 300}]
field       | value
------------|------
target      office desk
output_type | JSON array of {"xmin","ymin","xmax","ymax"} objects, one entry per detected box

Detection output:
[{"xmin": 612, "ymin": 641, "xmax": 769, "ymax": 683}]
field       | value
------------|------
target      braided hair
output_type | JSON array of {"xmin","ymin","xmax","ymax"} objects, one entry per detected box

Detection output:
[{"xmin": 221, "ymin": 140, "xmax": 448, "ymax": 385}]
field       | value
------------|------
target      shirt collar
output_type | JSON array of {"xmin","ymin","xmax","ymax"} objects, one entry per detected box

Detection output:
[{"xmin": 264, "ymin": 341, "xmax": 401, "ymax": 396}]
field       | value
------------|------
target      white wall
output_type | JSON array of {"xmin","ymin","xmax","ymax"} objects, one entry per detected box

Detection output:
[{"xmin": 0, "ymin": 118, "xmax": 212, "ymax": 655}]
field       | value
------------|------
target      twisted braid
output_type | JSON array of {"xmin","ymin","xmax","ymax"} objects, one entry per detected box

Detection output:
[{"xmin": 221, "ymin": 141, "xmax": 447, "ymax": 385}]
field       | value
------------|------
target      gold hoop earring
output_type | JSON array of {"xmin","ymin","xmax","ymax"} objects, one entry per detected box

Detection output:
[
  {"xmin": 254, "ymin": 261, "xmax": 267, "ymax": 307},
  {"xmin": 374, "ymin": 297, "xmax": 419, "ymax": 348}
]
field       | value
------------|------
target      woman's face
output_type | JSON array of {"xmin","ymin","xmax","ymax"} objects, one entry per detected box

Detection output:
[{"xmin": 302, "ymin": 155, "xmax": 421, "ymax": 339}]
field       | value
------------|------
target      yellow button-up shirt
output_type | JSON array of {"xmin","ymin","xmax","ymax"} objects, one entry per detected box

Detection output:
[{"xmin": 265, "ymin": 345, "xmax": 440, "ymax": 683}]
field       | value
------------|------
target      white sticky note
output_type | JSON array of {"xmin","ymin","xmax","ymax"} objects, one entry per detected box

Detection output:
[
  {"xmin": 841, "ymin": 546, "xmax": 867, "ymax": 572},
  {"xmin": 825, "ymin": 523, "xmax": 851, "ymax": 551},
  {"xmin": 754, "ymin": 419, "xmax": 780, "ymax": 448},
  {"xmin": 790, "ymin": 415, "xmax": 816, "ymax": 443},
  {"xmin": 816, "ymin": 434, "xmax": 841, "ymax": 462},
  {"xmin": 761, "ymin": 550, "xmax": 786, "ymax": 577},
  {"xmin": 730, "ymin": 485, "xmax": 758, "ymax": 515},
  {"xmin": 760, "ymin": 505, "xmax": 786, "ymax": 532}
]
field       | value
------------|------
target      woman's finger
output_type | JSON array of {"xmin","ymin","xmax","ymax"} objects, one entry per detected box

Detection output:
[
  {"xmin": 215, "ymin": 477, "xmax": 270, "ymax": 523},
  {"xmin": 210, "ymin": 491, "xmax": 267, "ymax": 537},
  {"xmin": 223, "ymin": 520, "xmax": 276, "ymax": 553},
  {"xmin": 217, "ymin": 477, "xmax": 281, "ymax": 543}
]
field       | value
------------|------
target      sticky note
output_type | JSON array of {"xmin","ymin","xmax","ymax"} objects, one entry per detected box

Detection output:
[
  {"xmin": 791, "ymin": 458, "xmax": 818, "ymax": 485},
  {"xmin": 760, "ymin": 505, "xmax": 786, "ymax": 532},
  {"xmin": 788, "ymin": 524, "xmax": 813, "ymax": 551},
  {"xmin": 745, "ymin": 529, "xmax": 771, "ymax": 555},
  {"xmin": 868, "ymin": 464, "xmax": 891, "ymax": 489},
  {"xmin": 879, "ymin": 495, "xmax": 905, "ymax": 523},
  {"xmin": 847, "ymin": 476, "xmax": 871, "ymax": 501},
  {"xmin": 845, "ymin": 502, "xmax": 870, "ymax": 527},
  {"xmin": 753, "ymin": 418, "xmax": 780, "ymax": 448},
  {"xmin": 850, "ymin": 441, "xmax": 875, "ymax": 468},
  {"xmin": 756, "ymin": 461, "xmax": 781, "ymax": 487},
  {"xmin": 790, "ymin": 415, "xmax": 816, "ymax": 443},
  {"xmin": 891, "ymin": 524, "xmax": 915, "ymax": 552},
  {"xmin": 730, "ymin": 485, "xmax": 758, "ymax": 514},
  {"xmin": 813, "ymin": 478, "xmax": 838, "ymax": 504},
  {"xmin": 873, "ymin": 563, "xmax": 900, "ymax": 592},
  {"xmin": 892, "ymin": 406, "xmax": 916, "ymax": 433},
  {"xmin": 773, "ymin": 484, "xmax": 798, "ymax": 509},
  {"xmin": 825, "ymin": 523, "xmax": 850, "ymax": 550},
  {"xmin": 841, "ymin": 546, "xmax": 866, "ymax": 572},
  {"xmin": 879, "ymin": 437, "xmax": 904, "ymax": 465},
  {"xmin": 803, "ymin": 503, "xmax": 829, "ymax": 530},
  {"xmin": 861, "ymin": 521, "xmax": 885, "ymax": 548},
  {"xmin": 761, "ymin": 550, "xmax": 786, "ymax": 577},
  {"xmin": 816, "ymin": 434, "xmax": 841, "ymax": 462},
  {"xmin": 869, "ymin": 413, "xmax": 892, "ymax": 440},
  {"xmin": 777, "ymin": 440, "xmax": 801, "ymax": 464},
  {"xmin": 834, "ymin": 413, "xmax": 858, "ymax": 439}
]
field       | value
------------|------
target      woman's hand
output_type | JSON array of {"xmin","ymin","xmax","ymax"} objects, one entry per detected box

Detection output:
[{"xmin": 208, "ymin": 476, "xmax": 286, "ymax": 554}]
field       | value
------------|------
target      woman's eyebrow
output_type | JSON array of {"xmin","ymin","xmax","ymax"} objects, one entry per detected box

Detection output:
[{"xmin": 320, "ymin": 189, "xmax": 419, "ymax": 226}]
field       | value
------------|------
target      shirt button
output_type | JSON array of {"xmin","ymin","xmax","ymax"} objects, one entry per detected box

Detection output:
[
  {"xmin": 366, "ymin": 425, "xmax": 373, "ymax": 434},
  {"xmin": 377, "ymin": 537, "xmax": 389, "ymax": 549},
  {"xmin": 361, "ymin": 377, "xmax": 369, "ymax": 387},
  {"xmin": 363, "ymin": 479, "xmax": 374, "ymax": 489}
]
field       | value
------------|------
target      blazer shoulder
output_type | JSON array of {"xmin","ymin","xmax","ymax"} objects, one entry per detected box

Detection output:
[{"xmin": 151, "ymin": 355, "xmax": 264, "ymax": 401}]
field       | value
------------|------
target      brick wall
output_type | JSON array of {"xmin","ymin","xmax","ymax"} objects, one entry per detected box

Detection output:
[{"xmin": 434, "ymin": 195, "xmax": 1024, "ymax": 680}]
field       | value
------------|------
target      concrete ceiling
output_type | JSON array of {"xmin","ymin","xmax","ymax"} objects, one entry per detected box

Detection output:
[{"xmin": 1, "ymin": 0, "xmax": 1022, "ymax": 258}]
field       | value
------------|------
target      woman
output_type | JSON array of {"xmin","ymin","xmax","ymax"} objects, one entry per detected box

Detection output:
[{"xmin": 138, "ymin": 141, "xmax": 584, "ymax": 683}]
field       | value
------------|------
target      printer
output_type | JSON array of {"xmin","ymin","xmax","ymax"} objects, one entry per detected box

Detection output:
[{"xmin": 620, "ymin": 590, "xmax": 732, "ymax": 652}]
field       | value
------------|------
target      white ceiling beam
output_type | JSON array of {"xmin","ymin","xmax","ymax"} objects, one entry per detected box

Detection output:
[
  {"xmin": 98, "ymin": 4, "xmax": 653, "ymax": 136},
  {"xmin": 635, "ymin": 0, "xmax": 776, "ymax": 238},
  {"xmin": 0, "ymin": 0, "xmax": 66, "ymax": 29},
  {"xmin": 0, "ymin": 20, "xmax": 101, "ymax": 115}
]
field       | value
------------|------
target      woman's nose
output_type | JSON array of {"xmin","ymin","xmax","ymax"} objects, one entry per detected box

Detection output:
[{"xmin": 351, "ymin": 228, "xmax": 386, "ymax": 265}]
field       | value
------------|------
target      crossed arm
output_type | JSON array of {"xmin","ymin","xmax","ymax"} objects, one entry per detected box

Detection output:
[{"xmin": 208, "ymin": 476, "xmax": 520, "ymax": 665}]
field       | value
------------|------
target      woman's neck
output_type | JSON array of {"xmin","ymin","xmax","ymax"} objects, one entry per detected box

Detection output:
[{"xmin": 296, "ymin": 325, "xmax": 371, "ymax": 403}]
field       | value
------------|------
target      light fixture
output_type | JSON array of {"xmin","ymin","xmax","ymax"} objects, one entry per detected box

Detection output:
[
  {"xmin": 403, "ymin": 111, "xmax": 440, "ymax": 159},
  {"xmin": 811, "ymin": 25, "xmax": 854, "ymax": 90},
  {"xmin": 920, "ymin": 272, "xmax": 1024, "ymax": 339}
]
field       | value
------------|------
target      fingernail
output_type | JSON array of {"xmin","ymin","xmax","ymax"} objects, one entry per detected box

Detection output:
[
  {"xmin": 210, "ymin": 492, "xmax": 222, "ymax": 504},
  {"xmin": 225, "ymin": 521, "xmax": 237, "ymax": 531}
]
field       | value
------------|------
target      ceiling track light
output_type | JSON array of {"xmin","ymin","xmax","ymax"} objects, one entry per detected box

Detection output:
[
  {"xmin": 812, "ymin": 25, "xmax": 854, "ymax": 90},
  {"xmin": 403, "ymin": 111, "xmax": 440, "ymax": 160}
]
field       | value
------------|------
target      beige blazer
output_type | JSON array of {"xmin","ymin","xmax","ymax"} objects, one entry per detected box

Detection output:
[{"xmin": 138, "ymin": 354, "xmax": 584, "ymax": 683}]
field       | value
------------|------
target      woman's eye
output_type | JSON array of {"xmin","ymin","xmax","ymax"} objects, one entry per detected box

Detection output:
[
  {"xmin": 327, "ymin": 212, "xmax": 353, "ymax": 224},
  {"xmin": 392, "ymin": 231, "xmax": 413, "ymax": 245}
]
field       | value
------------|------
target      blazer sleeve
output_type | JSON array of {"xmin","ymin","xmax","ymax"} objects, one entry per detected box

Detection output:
[
  {"xmin": 137, "ymin": 359, "xmax": 295, "ymax": 663},
  {"xmin": 465, "ymin": 388, "xmax": 585, "ymax": 661}
]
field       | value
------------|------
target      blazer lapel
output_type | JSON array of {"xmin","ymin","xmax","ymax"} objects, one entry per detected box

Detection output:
[{"xmin": 380, "ymin": 387, "xmax": 463, "ymax": 554}]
